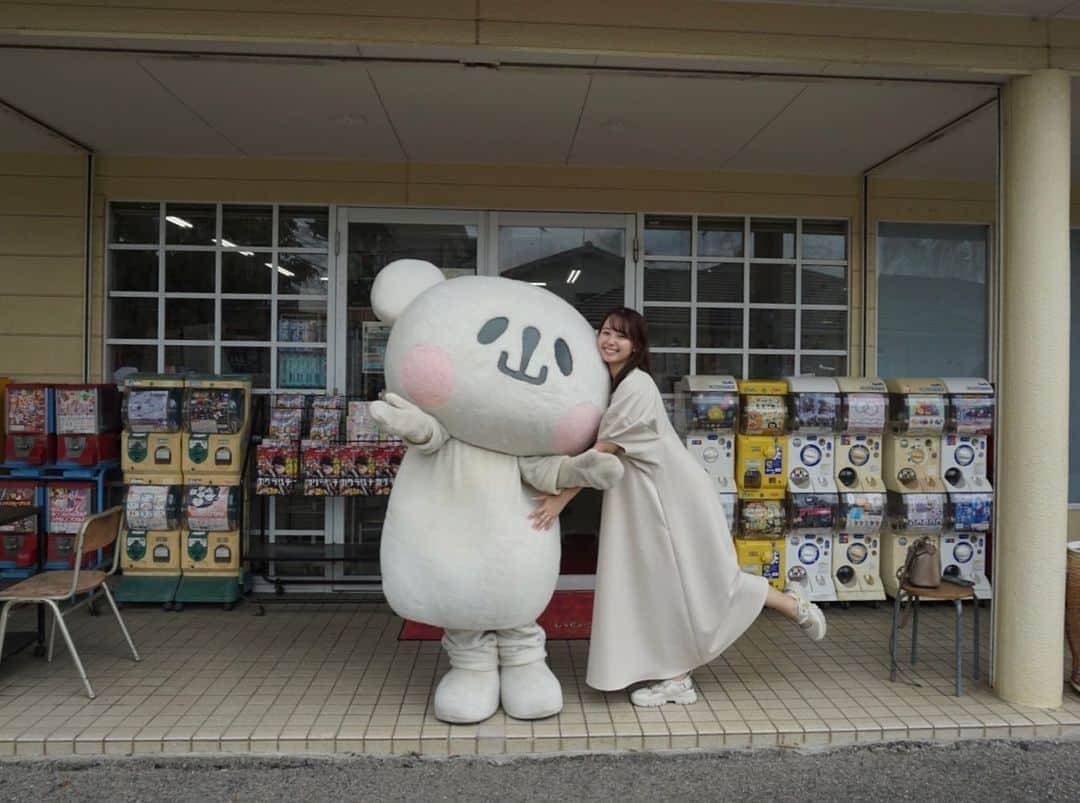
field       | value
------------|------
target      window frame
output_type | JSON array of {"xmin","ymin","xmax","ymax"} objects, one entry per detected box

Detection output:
[
  {"xmin": 104, "ymin": 201, "xmax": 333, "ymax": 394},
  {"xmin": 637, "ymin": 213, "xmax": 851, "ymax": 394}
]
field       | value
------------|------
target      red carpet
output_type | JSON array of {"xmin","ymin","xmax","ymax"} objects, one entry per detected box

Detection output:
[{"xmin": 399, "ymin": 590, "xmax": 595, "ymax": 641}]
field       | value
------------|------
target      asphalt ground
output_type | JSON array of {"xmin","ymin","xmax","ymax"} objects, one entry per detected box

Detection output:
[{"xmin": 2, "ymin": 739, "xmax": 1079, "ymax": 802}]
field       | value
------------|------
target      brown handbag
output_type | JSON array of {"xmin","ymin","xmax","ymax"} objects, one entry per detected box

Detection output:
[{"xmin": 900, "ymin": 536, "xmax": 941, "ymax": 588}]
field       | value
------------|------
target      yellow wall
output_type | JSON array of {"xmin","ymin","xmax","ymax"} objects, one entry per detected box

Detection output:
[{"xmin": 0, "ymin": 152, "xmax": 87, "ymax": 383}]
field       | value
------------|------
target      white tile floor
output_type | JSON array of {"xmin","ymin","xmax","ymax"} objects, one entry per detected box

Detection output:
[{"xmin": 0, "ymin": 594, "xmax": 1078, "ymax": 757}]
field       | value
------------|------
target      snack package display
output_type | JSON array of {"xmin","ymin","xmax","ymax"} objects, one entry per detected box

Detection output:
[
  {"xmin": 269, "ymin": 407, "xmax": 303, "ymax": 440},
  {"xmin": 273, "ymin": 393, "xmax": 308, "ymax": 409},
  {"xmin": 339, "ymin": 440, "xmax": 406, "ymax": 496},
  {"xmin": 256, "ymin": 440, "xmax": 300, "ymax": 495},
  {"xmin": 301, "ymin": 440, "xmax": 341, "ymax": 495},
  {"xmin": 346, "ymin": 401, "xmax": 379, "ymax": 440},
  {"xmin": 56, "ymin": 387, "xmax": 99, "ymax": 434},
  {"xmin": 308, "ymin": 397, "xmax": 344, "ymax": 441}
]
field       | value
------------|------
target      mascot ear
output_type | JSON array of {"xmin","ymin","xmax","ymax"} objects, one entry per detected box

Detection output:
[{"xmin": 371, "ymin": 259, "xmax": 446, "ymax": 324}]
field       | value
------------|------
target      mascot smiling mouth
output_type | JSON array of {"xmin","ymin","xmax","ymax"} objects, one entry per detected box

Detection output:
[{"xmin": 497, "ymin": 326, "xmax": 549, "ymax": 386}]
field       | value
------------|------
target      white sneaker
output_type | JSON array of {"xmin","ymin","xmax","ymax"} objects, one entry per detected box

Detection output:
[
  {"xmin": 630, "ymin": 676, "xmax": 697, "ymax": 707},
  {"xmin": 787, "ymin": 587, "xmax": 827, "ymax": 641}
]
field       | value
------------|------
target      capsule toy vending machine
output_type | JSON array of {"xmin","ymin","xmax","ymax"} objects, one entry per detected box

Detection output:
[
  {"xmin": 674, "ymin": 375, "xmax": 739, "ymax": 533},
  {"xmin": 54, "ymin": 384, "xmax": 121, "ymax": 466},
  {"xmin": 4, "ymin": 384, "xmax": 55, "ymax": 466},
  {"xmin": 735, "ymin": 380, "xmax": 788, "ymax": 591},
  {"xmin": 940, "ymin": 378, "xmax": 995, "ymax": 598},
  {"xmin": 0, "ymin": 480, "xmax": 41, "ymax": 578},
  {"xmin": 0, "ymin": 377, "xmax": 9, "ymax": 462},
  {"xmin": 880, "ymin": 378, "xmax": 948, "ymax": 597},
  {"xmin": 783, "ymin": 376, "xmax": 840, "ymax": 601},
  {"xmin": 176, "ymin": 477, "xmax": 246, "ymax": 607},
  {"xmin": 121, "ymin": 375, "xmax": 185, "ymax": 474},
  {"xmin": 182, "ymin": 375, "xmax": 252, "ymax": 477},
  {"xmin": 45, "ymin": 482, "xmax": 103, "ymax": 570},
  {"xmin": 832, "ymin": 377, "xmax": 889, "ymax": 602},
  {"xmin": 116, "ymin": 479, "xmax": 184, "ymax": 606}
]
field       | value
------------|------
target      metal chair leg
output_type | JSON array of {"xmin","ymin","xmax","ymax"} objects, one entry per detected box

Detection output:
[
  {"xmin": 973, "ymin": 597, "xmax": 981, "ymax": 681},
  {"xmin": 959, "ymin": 600, "xmax": 967, "ymax": 695},
  {"xmin": 100, "ymin": 583, "xmax": 140, "ymax": 662},
  {"xmin": 47, "ymin": 607, "xmax": 58, "ymax": 663},
  {"xmin": 890, "ymin": 589, "xmax": 902, "ymax": 682},
  {"xmin": 0, "ymin": 601, "xmax": 12, "ymax": 665},
  {"xmin": 45, "ymin": 600, "xmax": 94, "ymax": 699},
  {"xmin": 911, "ymin": 596, "xmax": 919, "ymax": 666}
]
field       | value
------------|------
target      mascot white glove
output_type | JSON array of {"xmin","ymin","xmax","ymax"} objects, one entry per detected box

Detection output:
[{"xmin": 370, "ymin": 392, "xmax": 441, "ymax": 445}]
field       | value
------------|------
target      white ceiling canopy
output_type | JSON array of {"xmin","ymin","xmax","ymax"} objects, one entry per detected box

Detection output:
[{"xmin": 0, "ymin": 46, "xmax": 1020, "ymax": 180}]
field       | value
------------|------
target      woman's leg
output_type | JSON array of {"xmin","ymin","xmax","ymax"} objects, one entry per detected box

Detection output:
[
  {"xmin": 764, "ymin": 584, "xmax": 827, "ymax": 641},
  {"xmin": 763, "ymin": 585, "xmax": 799, "ymax": 620}
]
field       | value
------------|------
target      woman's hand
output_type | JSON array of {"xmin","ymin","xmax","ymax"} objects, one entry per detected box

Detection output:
[{"xmin": 529, "ymin": 489, "xmax": 574, "ymax": 531}]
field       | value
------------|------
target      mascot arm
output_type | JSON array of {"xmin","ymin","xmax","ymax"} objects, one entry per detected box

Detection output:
[
  {"xmin": 370, "ymin": 392, "xmax": 450, "ymax": 455},
  {"xmin": 519, "ymin": 451, "xmax": 624, "ymax": 494}
]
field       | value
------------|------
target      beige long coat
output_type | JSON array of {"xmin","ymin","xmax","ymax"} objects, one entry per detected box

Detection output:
[{"xmin": 586, "ymin": 369, "xmax": 770, "ymax": 691}]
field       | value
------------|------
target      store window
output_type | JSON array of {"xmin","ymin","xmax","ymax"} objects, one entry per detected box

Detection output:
[
  {"xmin": 641, "ymin": 215, "xmax": 849, "ymax": 396},
  {"xmin": 107, "ymin": 202, "xmax": 332, "ymax": 580},
  {"xmin": 876, "ymin": 222, "xmax": 989, "ymax": 378},
  {"xmin": 106, "ymin": 202, "xmax": 330, "ymax": 395}
]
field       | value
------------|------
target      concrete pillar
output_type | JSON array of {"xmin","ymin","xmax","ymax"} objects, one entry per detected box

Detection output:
[{"xmin": 994, "ymin": 69, "xmax": 1071, "ymax": 708}]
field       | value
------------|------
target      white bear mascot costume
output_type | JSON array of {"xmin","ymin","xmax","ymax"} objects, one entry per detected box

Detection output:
[{"xmin": 369, "ymin": 259, "xmax": 622, "ymax": 724}]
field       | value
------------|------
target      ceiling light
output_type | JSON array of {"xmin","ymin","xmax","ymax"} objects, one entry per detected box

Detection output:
[
  {"xmin": 219, "ymin": 238, "xmax": 237, "ymax": 248},
  {"xmin": 528, "ymin": 281, "xmax": 547, "ymax": 286},
  {"xmin": 277, "ymin": 267, "xmax": 295, "ymax": 278},
  {"xmin": 165, "ymin": 215, "xmax": 193, "ymax": 229},
  {"xmin": 566, "ymin": 269, "xmax": 581, "ymax": 285},
  {"xmin": 239, "ymin": 250, "xmax": 254, "ymax": 257},
  {"xmin": 319, "ymin": 276, "xmax": 329, "ymax": 282}
]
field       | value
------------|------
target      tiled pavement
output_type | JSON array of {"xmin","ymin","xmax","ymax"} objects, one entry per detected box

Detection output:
[{"xmin": 0, "ymin": 594, "xmax": 1078, "ymax": 758}]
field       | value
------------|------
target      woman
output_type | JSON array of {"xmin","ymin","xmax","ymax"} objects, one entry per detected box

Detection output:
[{"xmin": 530, "ymin": 307, "xmax": 826, "ymax": 707}]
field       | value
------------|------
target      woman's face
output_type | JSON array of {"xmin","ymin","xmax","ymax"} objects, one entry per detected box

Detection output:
[{"xmin": 597, "ymin": 318, "xmax": 634, "ymax": 373}]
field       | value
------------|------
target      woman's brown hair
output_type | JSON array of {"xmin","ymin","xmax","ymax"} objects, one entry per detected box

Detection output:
[{"xmin": 601, "ymin": 307, "xmax": 652, "ymax": 391}]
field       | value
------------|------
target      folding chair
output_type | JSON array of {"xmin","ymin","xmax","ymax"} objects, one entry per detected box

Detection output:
[{"xmin": 0, "ymin": 506, "xmax": 139, "ymax": 698}]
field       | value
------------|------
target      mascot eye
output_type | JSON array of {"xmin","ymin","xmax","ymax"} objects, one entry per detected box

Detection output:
[
  {"xmin": 477, "ymin": 317, "xmax": 509, "ymax": 344},
  {"xmin": 554, "ymin": 338, "xmax": 573, "ymax": 376}
]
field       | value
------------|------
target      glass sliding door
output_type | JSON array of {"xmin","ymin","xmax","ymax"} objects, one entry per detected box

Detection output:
[
  {"xmin": 333, "ymin": 209, "xmax": 482, "ymax": 588},
  {"xmin": 490, "ymin": 212, "xmax": 635, "ymax": 590}
]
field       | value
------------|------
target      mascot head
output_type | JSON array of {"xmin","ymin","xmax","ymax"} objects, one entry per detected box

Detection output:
[{"xmin": 371, "ymin": 259, "xmax": 609, "ymax": 456}]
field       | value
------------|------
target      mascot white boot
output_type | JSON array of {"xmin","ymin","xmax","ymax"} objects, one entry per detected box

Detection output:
[{"xmin": 369, "ymin": 259, "xmax": 620, "ymax": 724}]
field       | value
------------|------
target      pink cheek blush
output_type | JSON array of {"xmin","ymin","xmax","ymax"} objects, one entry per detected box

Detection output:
[
  {"xmin": 553, "ymin": 403, "xmax": 603, "ymax": 455},
  {"xmin": 401, "ymin": 344, "xmax": 455, "ymax": 408}
]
